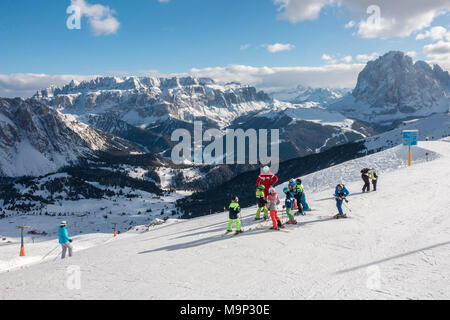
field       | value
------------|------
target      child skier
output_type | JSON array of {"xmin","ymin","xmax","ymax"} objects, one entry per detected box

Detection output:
[
  {"xmin": 226, "ymin": 196, "xmax": 243, "ymax": 234},
  {"xmin": 267, "ymin": 187, "xmax": 284, "ymax": 230},
  {"xmin": 255, "ymin": 185, "xmax": 269, "ymax": 221},
  {"xmin": 283, "ymin": 187, "xmax": 297, "ymax": 225},
  {"xmin": 370, "ymin": 169, "xmax": 378, "ymax": 191},
  {"xmin": 334, "ymin": 184, "xmax": 350, "ymax": 219},
  {"xmin": 293, "ymin": 179, "xmax": 304, "ymax": 216}
]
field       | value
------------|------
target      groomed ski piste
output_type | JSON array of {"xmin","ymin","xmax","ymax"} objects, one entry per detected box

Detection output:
[{"xmin": 0, "ymin": 139, "xmax": 449, "ymax": 299}]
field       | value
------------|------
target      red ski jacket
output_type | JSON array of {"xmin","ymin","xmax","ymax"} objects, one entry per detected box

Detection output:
[{"xmin": 256, "ymin": 172, "xmax": 278, "ymax": 198}]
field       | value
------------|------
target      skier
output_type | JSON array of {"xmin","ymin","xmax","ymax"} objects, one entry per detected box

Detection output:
[
  {"xmin": 283, "ymin": 187, "xmax": 297, "ymax": 225},
  {"xmin": 255, "ymin": 185, "xmax": 269, "ymax": 221},
  {"xmin": 267, "ymin": 187, "xmax": 284, "ymax": 230},
  {"xmin": 370, "ymin": 169, "xmax": 378, "ymax": 191},
  {"xmin": 295, "ymin": 179, "xmax": 310, "ymax": 212},
  {"xmin": 58, "ymin": 221, "xmax": 73, "ymax": 259},
  {"xmin": 334, "ymin": 184, "xmax": 350, "ymax": 219},
  {"xmin": 256, "ymin": 166, "xmax": 278, "ymax": 200},
  {"xmin": 226, "ymin": 196, "xmax": 243, "ymax": 234},
  {"xmin": 293, "ymin": 180, "xmax": 304, "ymax": 216},
  {"xmin": 361, "ymin": 168, "xmax": 371, "ymax": 193}
]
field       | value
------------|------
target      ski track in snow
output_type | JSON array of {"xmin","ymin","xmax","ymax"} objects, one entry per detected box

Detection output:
[{"xmin": 0, "ymin": 140, "xmax": 449, "ymax": 299}]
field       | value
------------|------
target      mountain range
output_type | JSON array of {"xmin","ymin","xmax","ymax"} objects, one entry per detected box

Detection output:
[{"xmin": 1, "ymin": 50, "xmax": 449, "ymax": 219}]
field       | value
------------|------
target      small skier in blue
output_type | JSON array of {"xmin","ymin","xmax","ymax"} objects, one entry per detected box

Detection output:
[{"xmin": 334, "ymin": 184, "xmax": 350, "ymax": 219}]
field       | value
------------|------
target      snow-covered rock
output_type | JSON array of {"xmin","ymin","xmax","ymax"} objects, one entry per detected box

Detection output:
[
  {"xmin": 0, "ymin": 98, "xmax": 140, "ymax": 177},
  {"xmin": 330, "ymin": 51, "xmax": 450, "ymax": 124},
  {"xmin": 34, "ymin": 76, "xmax": 273, "ymax": 128}
]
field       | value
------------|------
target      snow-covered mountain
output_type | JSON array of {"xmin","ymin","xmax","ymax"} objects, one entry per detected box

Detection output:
[
  {"xmin": 34, "ymin": 76, "xmax": 273, "ymax": 128},
  {"xmin": 270, "ymin": 86, "xmax": 350, "ymax": 106},
  {"xmin": 0, "ymin": 98, "xmax": 140, "ymax": 177},
  {"xmin": 330, "ymin": 51, "xmax": 450, "ymax": 124}
]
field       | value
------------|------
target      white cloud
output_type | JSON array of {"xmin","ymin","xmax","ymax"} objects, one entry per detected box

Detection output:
[
  {"xmin": 406, "ymin": 51, "xmax": 417, "ymax": 58},
  {"xmin": 355, "ymin": 52, "xmax": 379, "ymax": 63},
  {"xmin": 266, "ymin": 43, "xmax": 295, "ymax": 53},
  {"xmin": 0, "ymin": 74, "xmax": 98, "ymax": 98},
  {"xmin": 188, "ymin": 63, "xmax": 365, "ymax": 91},
  {"xmin": 71, "ymin": 0, "xmax": 120, "ymax": 36},
  {"xmin": 423, "ymin": 41, "xmax": 450, "ymax": 70},
  {"xmin": 341, "ymin": 56, "xmax": 353, "ymax": 63},
  {"xmin": 416, "ymin": 26, "xmax": 450, "ymax": 41},
  {"xmin": 345, "ymin": 20, "xmax": 355, "ymax": 29},
  {"xmin": 273, "ymin": 0, "xmax": 450, "ymax": 39}
]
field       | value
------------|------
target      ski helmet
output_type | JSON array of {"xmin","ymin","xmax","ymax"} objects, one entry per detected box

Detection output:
[
  {"xmin": 262, "ymin": 166, "xmax": 270, "ymax": 173},
  {"xmin": 232, "ymin": 196, "xmax": 239, "ymax": 202},
  {"xmin": 336, "ymin": 184, "xmax": 343, "ymax": 190},
  {"xmin": 60, "ymin": 221, "xmax": 67, "ymax": 226},
  {"xmin": 289, "ymin": 180, "xmax": 297, "ymax": 187},
  {"xmin": 269, "ymin": 187, "xmax": 276, "ymax": 195},
  {"xmin": 283, "ymin": 187, "xmax": 289, "ymax": 194},
  {"xmin": 296, "ymin": 178, "xmax": 302, "ymax": 184},
  {"xmin": 258, "ymin": 185, "xmax": 265, "ymax": 190}
]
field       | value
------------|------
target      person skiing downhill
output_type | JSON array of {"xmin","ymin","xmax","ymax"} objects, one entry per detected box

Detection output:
[
  {"xmin": 334, "ymin": 184, "xmax": 350, "ymax": 219},
  {"xmin": 267, "ymin": 187, "xmax": 284, "ymax": 230},
  {"xmin": 370, "ymin": 169, "xmax": 378, "ymax": 191},
  {"xmin": 256, "ymin": 166, "xmax": 278, "ymax": 200},
  {"xmin": 255, "ymin": 185, "xmax": 269, "ymax": 221},
  {"xmin": 361, "ymin": 168, "xmax": 371, "ymax": 193},
  {"xmin": 226, "ymin": 196, "xmax": 243, "ymax": 234},
  {"xmin": 58, "ymin": 221, "xmax": 73, "ymax": 259},
  {"xmin": 283, "ymin": 187, "xmax": 297, "ymax": 225}
]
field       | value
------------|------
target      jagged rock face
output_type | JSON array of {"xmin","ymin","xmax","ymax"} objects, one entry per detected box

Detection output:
[
  {"xmin": 0, "ymin": 98, "xmax": 140, "ymax": 177},
  {"xmin": 270, "ymin": 86, "xmax": 350, "ymax": 105},
  {"xmin": 335, "ymin": 51, "xmax": 450, "ymax": 123},
  {"xmin": 34, "ymin": 76, "xmax": 272, "ymax": 128}
]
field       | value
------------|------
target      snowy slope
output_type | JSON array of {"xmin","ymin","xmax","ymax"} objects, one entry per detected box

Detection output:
[{"xmin": 0, "ymin": 140, "xmax": 449, "ymax": 299}]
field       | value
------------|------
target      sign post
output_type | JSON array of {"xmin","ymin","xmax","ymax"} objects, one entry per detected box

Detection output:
[
  {"xmin": 16, "ymin": 224, "xmax": 30, "ymax": 256},
  {"xmin": 112, "ymin": 222, "xmax": 119, "ymax": 237},
  {"xmin": 402, "ymin": 130, "xmax": 418, "ymax": 167}
]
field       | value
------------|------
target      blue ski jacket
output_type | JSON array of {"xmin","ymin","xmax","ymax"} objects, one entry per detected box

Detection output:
[
  {"xmin": 284, "ymin": 192, "xmax": 295, "ymax": 209},
  {"xmin": 335, "ymin": 186, "xmax": 350, "ymax": 198},
  {"xmin": 58, "ymin": 226, "xmax": 70, "ymax": 244}
]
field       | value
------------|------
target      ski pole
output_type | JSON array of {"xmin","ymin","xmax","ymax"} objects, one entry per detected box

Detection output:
[
  {"xmin": 343, "ymin": 200, "xmax": 352, "ymax": 212},
  {"xmin": 41, "ymin": 244, "xmax": 59, "ymax": 260}
]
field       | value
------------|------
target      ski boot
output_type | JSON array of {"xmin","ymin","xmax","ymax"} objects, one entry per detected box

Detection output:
[
  {"xmin": 263, "ymin": 215, "xmax": 268, "ymax": 221},
  {"xmin": 235, "ymin": 230, "xmax": 244, "ymax": 234},
  {"xmin": 270, "ymin": 226, "xmax": 280, "ymax": 231},
  {"xmin": 254, "ymin": 217, "xmax": 261, "ymax": 221},
  {"xmin": 277, "ymin": 221, "xmax": 285, "ymax": 229}
]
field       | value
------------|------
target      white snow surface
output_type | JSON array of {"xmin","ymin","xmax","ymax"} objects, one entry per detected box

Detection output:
[{"xmin": 0, "ymin": 140, "xmax": 449, "ymax": 299}]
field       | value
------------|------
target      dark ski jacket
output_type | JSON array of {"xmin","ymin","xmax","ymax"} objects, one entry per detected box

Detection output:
[{"xmin": 229, "ymin": 202, "xmax": 241, "ymax": 219}]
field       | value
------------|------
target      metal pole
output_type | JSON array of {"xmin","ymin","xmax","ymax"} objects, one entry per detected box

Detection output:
[{"xmin": 408, "ymin": 145, "xmax": 411, "ymax": 167}]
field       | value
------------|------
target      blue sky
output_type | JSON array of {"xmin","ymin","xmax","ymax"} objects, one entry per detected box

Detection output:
[{"xmin": 0, "ymin": 0, "xmax": 449, "ymax": 97}]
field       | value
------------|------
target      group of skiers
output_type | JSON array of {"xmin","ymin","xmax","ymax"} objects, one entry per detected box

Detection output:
[
  {"xmin": 361, "ymin": 168, "xmax": 378, "ymax": 192},
  {"xmin": 226, "ymin": 166, "xmax": 312, "ymax": 233},
  {"xmin": 226, "ymin": 166, "xmax": 380, "ymax": 233}
]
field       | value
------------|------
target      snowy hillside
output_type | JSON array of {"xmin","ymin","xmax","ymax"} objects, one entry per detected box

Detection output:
[
  {"xmin": 1, "ymin": 139, "xmax": 449, "ymax": 299},
  {"xmin": 0, "ymin": 98, "xmax": 140, "ymax": 177}
]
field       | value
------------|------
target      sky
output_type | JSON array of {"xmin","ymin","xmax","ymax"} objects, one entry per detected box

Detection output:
[{"xmin": 0, "ymin": 0, "xmax": 449, "ymax": 97}]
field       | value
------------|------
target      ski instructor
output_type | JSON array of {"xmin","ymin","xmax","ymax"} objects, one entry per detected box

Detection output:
[{"xmin": 256, "ymin": 166, "xmax": 278, "ymax": 200}]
